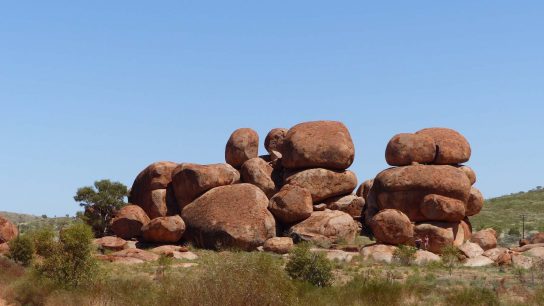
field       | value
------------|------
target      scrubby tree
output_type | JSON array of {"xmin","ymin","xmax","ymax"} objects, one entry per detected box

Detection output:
[
  {"xmin": 74, "ymin": 179, "xmax": 128, "ymax": 237},
  {"xmin": 285, "ymin": 243, "xmax": 333, "ymax": 287},
  {"xmin": 8, "ymin": 234, "xmax": 35, "ymax": 266}
]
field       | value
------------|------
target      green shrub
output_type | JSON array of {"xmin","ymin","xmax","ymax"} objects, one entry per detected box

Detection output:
[
  {"xmin": 393, "ymin": 245, "xmax": 417, "ymax": 266},
  {"xmin": 8, "ymin": 235, "xmax": 34, "ymax": 266},
  {"xmin": 28, "ymin": 226, "xmax": 57, "ymax": 257},
  {"xmin": 285, "ymin": 243, "xmax": 333, "ymax": 287},
  {"xmin": 507, "ymin": 227, "xmax": 521, "ymax": 236},
  {"xmin": 446, "ymin": 287, "xmax": 499, "ymax": 306},
  {"xmin": 36, "ymin": 222, "xmax": 97, "ymax": 288},
  {"xmin": 441, "ymin": 245, "xmax": 460, "ymax": 275}
]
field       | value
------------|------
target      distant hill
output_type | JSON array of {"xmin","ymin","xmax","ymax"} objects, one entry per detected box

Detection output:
[
  {"xmin": 0, "ymin": 211, "xmax": 42, "ymax": 224},
  {"xmin": 0, "ymin": 211, "xmax": 74, "ymax": 233}
]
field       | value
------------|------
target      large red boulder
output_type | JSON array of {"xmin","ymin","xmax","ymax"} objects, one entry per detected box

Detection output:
[
  {"xmin": 323, "ymin": 195, "xmax": 365, "ymax": 218},
  {"xmin": 241, "ymin": 157, "xmax": 277, "ymax": 197},
  {"xmin": 458, "ymin": 165, "xmax": 476, "ymax": 185},
  {"xmin": 0, "ymin": 215, "xmax": 18, "ymax": 244},
  {"xmin": 470, "ymin": 228, "xmax": 497, "ymax": 250},
  {"xmin": 385, "ymin": 133, "xmax": 436, "ymax": 166},
  {"xmin": 420, "ymin": 194, "xmax": 466, "ymax": 222},
  {"xmin": 466, "ymin": 187, "xmax": 484, "ymax": 216},
  {"xmin": 171, "ymin": 163, "xmax": 240, "ymax": 209},
  {"xmin": 268, "ymin": 184, "xmax": 313, "ymax": 224},
  {"xmin": 416, "ymin": 128, "xmax": 471, "ymax": 165},
  {"xmin": 289, "ymin": 210, "xmax": 358, "ymax": 245},
  {"xmin": 530, "ymin": 233, "xmax": 544, "ymax": 244},
  {"xmin": 181, "ymin": 184, "xmax": 276, "ymax": 250},
  {"xmin": 264, "ymin": 128, "xmax": 288, "ymax": 154},
  {"xmin": 225, "ymin": 128, "xmax": 259, "ymax": 168},
  {"xmin": 282, "ymin": 121, "xmax": 355, "ymax": 170},
  {"xmin": 370, "ymin": 209, "xmax": 413, "ymax": 245},
  {"xmin": 356, "ymin": 179, "xmax": 373, "ymax": 201},
  {"xmin": 373, "ymin": 165, "xmax": 471, "ymax": 222},
  {"xmin": 111, "ymin": 205, "xmax": 150, "ymax": 239},
  {"xmin": 285, "ymin": 168, "xmax": 357, "ymax": 203},
  {"xmin": 129, "ymin": 161, "xmax": 179, "ymax": 219},
  {"xmin": 263, "ymin": 237, "xmax": 294, "ymax": 254},
  {"xmin": 93, "ymin": 236, "xmax": 128, "ymax": 251},
  {"xmin": 414, "ymin": 221, "xmax": 465, "ymax": 253},
  {"xmin": 142, "ymin": 215, "xmax": 186, "ymax": 243}
]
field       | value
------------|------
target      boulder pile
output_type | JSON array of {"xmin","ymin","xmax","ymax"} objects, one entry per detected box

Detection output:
[
  {"xmin": 364, "ymin": 128, "xmax": 483, "ymax": 253},
  {"xmin": 113, "ymin": 121, "xmax": 360, "ymax": 251},
  {"xmin": 0, "ymin": 215, "xmax": 18, "ymax": 253}
]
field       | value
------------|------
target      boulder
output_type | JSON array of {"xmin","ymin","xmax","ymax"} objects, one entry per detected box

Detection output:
[
  {"xmin": 311, "ymin": 248, "xmax": 359, "ymax": 263},
  {"xmin": 268, "ymin": 184, "xmax": 313, "ymax": 224},
  {"xmin": 530, "ymin": 232, "xmax": 544, "ymax": 244},
  {"xmin": 385, "ymin": 133, "xmax": 436, "ymax": 166},
  {"xmin": 373, "ymin": 165, "xmax": 471, "ymax": 222},
  {"xmin": 181, "ymin": 184, "xmax": 276, "ymax": 250},
  {"xmin": 512, "ymin": 254, "xmax": 533, "ymax": 269},
  {"xmin": 171, "ymin": 163, "xmax": 240, "ymax": 209},
  {"xmin": 461, "ymin": 218, "xmax": 473, "ymax": 241},
  {"xmin": 225, "ymin": 128, "xmax": 259, "ymax": 168},
  {"xmin": 282, "ymin": 121, "xmax": 355, "ymax": 170},
  {"xmin": 482, "ymin": 247, "xmax": 508, "ymax": 262},
  {"xmin": 0, "ymin": 215, "xmax": 18, "ymax": 244},
  {"xmin": 108, "ymin": 248, "xmax": 160, "ymax": 262},
  {"xmin": 111, "ymin": 205, "xmax": 150, "ymax": 239},
  {"xmin": 241, "ymin": 158, "xmax": 277, "ymax": 197},
  {"xmin": 285, "ymin": 168, "xmax": 357, "ymax": 203},
  {"xmin": 129, "ymin": 161, "xmax": 178, "ymax": 219},
  {"xmin": 414, "ymin": 221, "xmax": 464, "ymax": 253},
  {"xmin": 414, "ymin": 250, "xmax": 441, "ymax": 265},
  {"xmin": 525, "ymin": 246, "xmax": 544, "ymax": 259},
  {"xmin": 360, "ymin": 244, "xmax": 397, "ymax": 263},
  {"xmin": 263, "ymin": 237, "xmax": 294, "ymax": 254},
  {"xmin": 150, "ymin": 245, "xmax": 198, "ymax": 260},
  {"xmin": 466, "ymin": 187, "xmax": 484, "ymax": 216},
  {"xmin": 458, "ymin": 242, "xmax": 484, "ymax": 258},
  {"xmin": 463, "ymin": 255, "xmax": 494, "ymax": 267},
  {"xmin": 363, "ymin": 188, "xmax": 380, "ymax": 227},
  {"xmin": 142, "ymin": 215, "xmax": 185, "ymax": 243},
  {"xmin": 470, "ymin": 228, "xmax": 497, "ymax": 250},
  {"xmin": 264, "ymin": 128, "xmax": 288, "ymax": 154},
  {"xmin": 416, "ymin": 128, "xmax": 471, "ymax": 164},
  {"xmin": 323, "ymin": 195, "xmax": 365, "ymax": 218},
  {"xmin": 420, "ymin": 194, "xmax": 466, "ymax": 222},
  {"xmin": 355, "ymin": 179, "xmax": 373, "ymax": 201},
  {"xmin": 93, "ymin": 236, "xmax": 128, "ymax": 251},
  {"xmin": 512, "ymin": 243, "xmax": 544, "ymax": 253},
  {"xmin": 96, "ymin": 254, "xmax": 145, "ymax": 264},
  {"xmin": 0, "ymin": 243, "xmax": 10, "ymax": 255},
  {"xmin": 370, "ymin": 209, "xmax": 413, "ymax": 245},
  {"xmin": 458, "ymin": 165, "xmax": 476, "ymax": 185},
  {"xmin": 313, "ymin": 203, "xmax": 327, "ymax": 211},
  {"xmin": 497, "ymin": 251, "xmax": 513, "ymax": 266},
  {"xmin": 289, "ymin": 210, "xmax": 358, "ymax": 245}
]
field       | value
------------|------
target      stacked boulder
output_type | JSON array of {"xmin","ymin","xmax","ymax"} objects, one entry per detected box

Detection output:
[
  {"xmin": 364, "ymin": 128, "xmax": 483, "ymax": 253},
  {"xmin": 115, "ymin": 121, "xmax": 360, "ymax": 251},
  {"xmin": 0, "ymin": 215, "xmax": 18, "ymax": 254}
]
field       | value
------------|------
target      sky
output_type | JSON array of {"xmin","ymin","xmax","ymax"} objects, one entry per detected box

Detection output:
[{"xmin": 1, "ymin": 1, "xmax": 543, "ymax": 216}]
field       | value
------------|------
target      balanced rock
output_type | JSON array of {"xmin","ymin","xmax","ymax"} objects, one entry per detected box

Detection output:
[
  {"xmin": 0, "ymin": 215, "xmax": 17, "ymax": 244},
  {"xmin": 355, "ymin": 179, "xmax": 373, "ymax": 201},
  {"xmin": 263, "ymin": 237, "xmax": 294, "ymax": 254},
  {"xmin": 181, "ymin": 184, "xmax": 276, "ymax": 250},
  {"xmin": 289, "ymin": 210, "xmax": 358, "ymax": 244},
  {"xmin": 285, "ymin": 168, "xmax": 357, "ymax": 203},
  {"xmin": 282, "ymin": 121, "xmax": 355, "ymax": 170},
  {"xmin": 470, "ymin": 228, "xmax": 497, "ymax": 250},
  {"xmin": 172, "ymin": 163, "xmax": 240, "ymax": 209},
  {"xmin": 241, "ymin": 157, "xmax": 276, "ymax": 197},
  {"xmin": 385, "ymin": 133, "xmax": 436, "ymax": 166},
  {"xmin": 268, "ymin": 184, "xmax": 313, "ymax": 224},
  {"xmin": 370, "ymin": 209, "xmax": 413, "ymax": 245},
  {"xmin": 373, "ymin": 165, "xmax": 471, "ymax": 222},
  {"xmin": 414, "ymin": 221, "xmax": 464, "ymax": 253},
  {"xmin": 129, "ymin": 161, "xmax": 179, "ymax": 219},
  {"xmin": 416, "ymin": 128, "xmax": 471, "ymax": 165},
  {"xmin": 93, "ymin": 236, "xmax": 128, "ymax": 251},
  {"xmin": 466, "ymin": 187, "xmax": 484, "ymax": 216},
  {"xmin": 420, "ymin": 194, "xmax": 466, "ymax": 222},
  {"xmin": 324, "ymin": 195, "xmax": 365, "ymax": 218},
  {"xmin": 111, "ymin": 205, "xmax": 150, "ymax": 239},
  {"xmin": 142, "ymin": 215, "xmax": 185, "ymax": 243},
  {"xmin": 225, "ymin": 128, "xmax": 259, "ymax": 168},
  {"xmin": 264, "ymin": 128, "xmax": 288, "ymax": 154}
]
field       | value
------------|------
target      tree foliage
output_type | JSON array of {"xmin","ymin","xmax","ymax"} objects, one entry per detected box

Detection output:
[
  {"xmin": 285, "ymin": 243, "xmax": 333, "ymax": 287},
  {"xmin": 74, "ymin": 179, "xmax": 128, "ymax": 237},
  {"xmin": 8, "ymin": 234, "xmax": 35, "ymax": 266}
]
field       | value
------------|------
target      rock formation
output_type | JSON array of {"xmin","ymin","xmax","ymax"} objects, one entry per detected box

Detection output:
[{"xmin": 0, "ymin": 215, "xmax": 18, "ymax": 244}]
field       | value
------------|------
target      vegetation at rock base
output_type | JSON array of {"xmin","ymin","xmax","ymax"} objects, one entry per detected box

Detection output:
[
  {"xmin": 7, "ymin": 234, "xmax": 35, "ymax": 266},
  {"xmin": 393, "ymin": 245, "xmax": 417, "ymax": 266},
  {"xmin": 285, "ymin": 243, "xmax": 333, "ymax": 287}
]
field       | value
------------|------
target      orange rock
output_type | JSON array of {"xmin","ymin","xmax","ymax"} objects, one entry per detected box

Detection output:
[
  {"xmin": 385, "ymin": 133, "xmax": 436, "ymax": 166},
  {"xmin": 370, "ymin": 209, "xmax": 413, "ymax": 245},
  {"xmin": 420, "ymin": 194, "xmax": 466, "ymax": 222},
  {"xmin": 466, "ymin": 187, "xmax": 484, "ymax": 216},
  {"xmin": 289, "ymin": 210, "xmax": 358, "ymax": 245},
  {"xmin": 142, "ymin": 215, "xmax": 185, "ymax": 243},
  {"xmin": 416, "ymin": 128, "xmax": 471, "ymax": 165},
  {"xmin": 225, "ymin": 128, "xmax": 259, "ymax": 168},
  {"xmin": 241, "ymin": 157, "xmax": 277, "ymax": 198},
  {"xmin": 111, "ymin": 205, "xmax": 150, "ymax": 239},
  {"xmin": 264, "ymin": 128, "xmax": 288, "ymax": 154},
  {"xmin": 285, "ymin": 168, "xmax": 357, "ymax": 203},
  {"xmin": 268, "ymin": 184, "xmax": 313, "ymax": 224},
  {"xmin": 0, "ymin": 215, "xmax": 17, "ymax": 244}
]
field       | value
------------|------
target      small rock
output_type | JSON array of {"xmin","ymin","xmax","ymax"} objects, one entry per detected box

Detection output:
[
  {"xmin": 463, "ymin": 255, "xmax": 494, "ymax": 267},
  {"xmin": 470, "ymin": 228, "xmax": 497, "ymax": 250},
  {"xmin": 458, "ymin": 242, "xmax": 484, "ymax": 258},
  {"xmin": 414, "ymin": 250, "xmax": 441, "ymax": 265},
  {"xmin": 263, "ymin": 237, "xmax": 294, "ymax": 254},
  {"xmin": 93, "ymin": 236, "xmax": 128, "ymax": 251},
  {"xmin": 360, "ymin": 244, "xmax": 397, "ymax": 264}
]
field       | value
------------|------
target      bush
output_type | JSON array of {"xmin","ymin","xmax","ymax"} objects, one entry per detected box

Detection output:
[
  {"xmin": 285, "ymin": 243, "xmax": 333, "ymax": 287},
  {"xmin": 8, "ymin": 235, "xmax": 34, "ymax": 266},
  {"xmin": 36, "ymin": 222, "xmax": 97, "ymax": 288},
  {"xmin": 28, "ymin": 226, "xmax": 57, "ymax": 257},
  {"xmin": 507, "ymin": 227, "xmax": 520, "ymax": 236},
  {"xmin": 393, "ymin": 245, "xmax": 417, "ymax": 266},
  {"xmin": 441, "ymin": 245, "xmax": 460, "ymax": 275}
]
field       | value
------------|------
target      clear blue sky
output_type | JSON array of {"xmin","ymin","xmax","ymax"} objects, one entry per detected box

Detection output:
[{"xmin": 1, "ymin": 1, "xmax": 543, "ymax": 216}]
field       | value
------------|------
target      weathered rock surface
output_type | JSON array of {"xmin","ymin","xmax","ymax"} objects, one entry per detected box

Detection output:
[
  {"xmin": 150, "ymin": 245, "xmax": 198, "ymax": 260},
  {"xmin": 420, "ymin": 194, "xmax": 466, "ymax": 222},
  {"xmin": 111, "ymin": 205, "xmax": 150, "ymax": 239},
  {"xmin": 142, "ymin": 215, "xmax": 185, "ymax": 243},
  {"xmin": 385, "ymin": 133, "xmax": 436, "ymax": 166},
  {"xmin": 525, "ymin": 246, "xmax": 544, "ymax": 259},
  {"xmin": 241, "ymin": 157, "xmax": 276, "ymax": 197},
  {"xmin": 458, "ymin": 241, "xmax": 484, "ymax": 258},
  {"xmin": 530, "ymin": 232, "xmax": 544, "ymax": 244},
  {"xmin": 285, "ymin": 168, "xmax": 357, "ymax": 203},
  {"xmin": 458, "ymin": 165, "xmax": 476, "ymax": 185},
  {"xmin": 370, "ymin": 209, "xmax": 413, "ymax": 245},
  {"xmin": 282, "ymin": 121, "xmax": 355, "ymax": 170},
  {"xmin": 0, "ymin": 215, "xmax": 17, "ymax": 244},
  {"xmin": 463, "ymin": 255, "xmax": 494, "ymax": 267},
  {"xmin": 289, "ymin": 210, "xmax": 358, "ymax": 245},
  {"xmin": 355, "ymin": 179, "xmax": 373, "ymax": 201},
  {"xmin": 225, "ymin": 128, "xmax": 259, "ymax": 168},
  {"xmin": 263, "ymin": 237, "xmax": 294, "ymax": 254},
  {"xmin": 311, "ymin": 248, "xmax": 359, "ymax": 263},
  {"xmin": 414, "ymin": 250, "xmax": 441, "ymax": 265},
  {"xmin": 0, "ymin": 243, "xmax": 10, "ymax": 255},
  {"xmin": 181, "ymin": 184, "xmax": 276, "ymax": 250},
  {"xmin": 466, "ymin": 187, "xmax": 484, "ymax": 216},
  {"xmin": 107, "ymin": 248, "xmax": 160, "ymax": 262},
  {"xmin": 512, "ymin": 254, "xmax": 533, "ymax": 269},
  {"xmin": 360, "ymin": 244, "xmax": 397, "ymax": 263},
  {"xmin": 416, "ymin": 128, "xmax": 471, "ymax": 165},
  {"xmin": 172, "ymin": 163, "xmax": 240, "ymax": 209},
  {"xmin": 264, "ymin": 128, "xmax": 288, "ymax": 154},
  {"xmin": 482, "ymin": 247, "xmax": 508, "ymax": 262},
  {"xmin": 93, "ymin": 236, "xmax": 128, "ymax": 251},
  {"xmin": 414, "ymin": 221, "xmax": 464, "ymax": 253},
  {"xmin": 373, "ymin": 165, "xmax": 471, "ymax": 222},
  {"xmin": 470, "ymin": 228, "xmax": 497, "ymax": 250},
  {"xmin": 323, "ymin": 195, "xmax": 365, "ymax": 218},
  {"xmin": 268, "ymin": 184, "xmax": 313, "ymax": 224}
]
